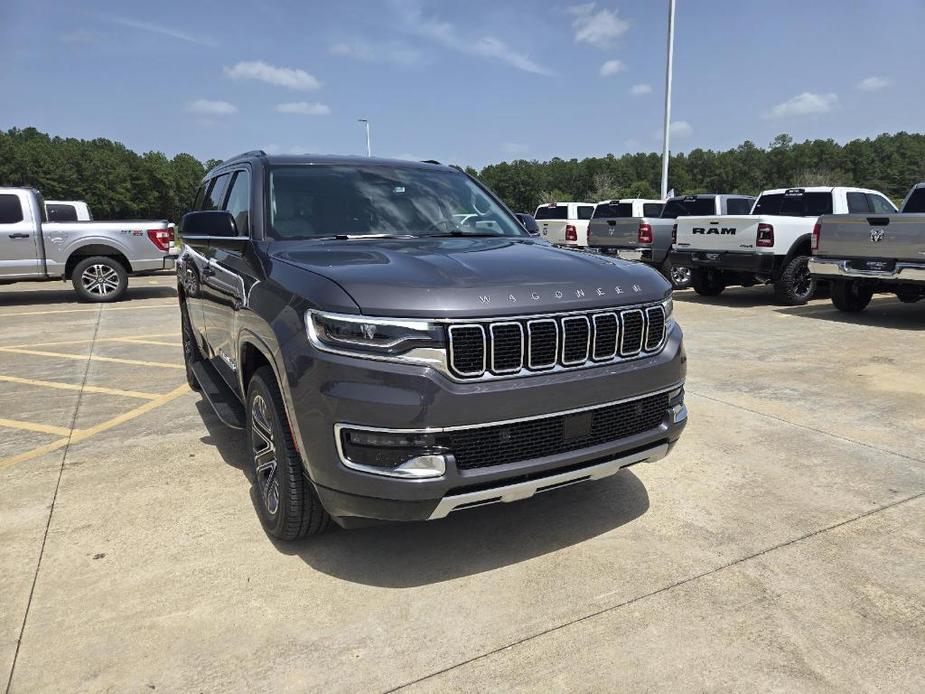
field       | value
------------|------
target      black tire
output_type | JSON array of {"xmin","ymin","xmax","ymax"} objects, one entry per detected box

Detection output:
[
  {"xmin": 895, "ymin": 286, "xmax": 922, "ymax": 304},
  {"xmin": 691, "ymin": 268, "xmax": 726, "ymax": 296},
  {"xmin": 180, "ymin": 301, "xmax": 201, "ymax": 392},
  {"xmin": 71, "ymin": 256, "xmax": 128, "ymax": 302},
  {"xmin": 246, "ymin": 366, "xmax": 330, "ymax": 540},
  {"xmin": 831, "ymin": 281, "xmax": 873, "ymax": 312},
  {"xmin": 774, "ymin": 255, "xmax": 816, "ymax": 306},
  {"xmin": 661, "ymin": 258, "xmax": 692, "ymax": 290}
]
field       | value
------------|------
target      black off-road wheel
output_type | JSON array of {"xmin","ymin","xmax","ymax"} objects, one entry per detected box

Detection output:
[
  {"xmin": 180, "ymin": 301, "xmax": 201, "ymax": 392},
  {"xmin": 774, "ymin": 255, "xmax": 816, "ymax": 306},
  {"xmin": 71, "ymin": 256, "xmax": 128, "ymax": 302},
  {"xmin": 691, "ymin": 268, "xmax": 726, "ymax": 297},
  {"xmin": 246, "ymin": 366, "xmax": 330, "ymax": 541},
  {"xmin": 831, "ymin": 280, "xmax": 873, "ymax": 313}
]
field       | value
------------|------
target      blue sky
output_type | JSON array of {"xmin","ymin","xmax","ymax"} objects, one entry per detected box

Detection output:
[{"xmin": 2, "ymin": 0, "xmax": 923, "ymax": 168}]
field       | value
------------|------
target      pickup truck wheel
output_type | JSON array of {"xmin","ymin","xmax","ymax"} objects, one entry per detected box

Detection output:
[
  {"xmin": 691, "ymin": 269, "xmax": 726, "ymax": 296},
  {"xmin": 246, "ymin": 366, "xmax": 330, "ymax": 540},
  {"xmin": 831, "ymin": 281, "xmax": 873, "ymax": 312},
  {"xmin": 774, "ymin": 255, "xmax": 816, "ymax": 306},
  {"xmin": 895, "ymin": 286, "xmax": 922, "ymax": 304},
  {"xmin": 663, "ymin": 260, "xmax": 691, "ymax": 290},
  {"xmin": 180, "ymin": 303, "xmax": 201, "ymax": 392},
  {"xmin": 71, "ymin": 256, "xmax": 128, "ymax": 302}
]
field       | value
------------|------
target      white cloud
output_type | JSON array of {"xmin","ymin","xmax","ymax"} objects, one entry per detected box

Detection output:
[
  {"xmin": 275, "ymin": 102, "xmax": 331, "ymax": 116},
  {"xmin": 393, "ymin": 0, "xmax": 552, "ymax": 75},
  {"xmin": 224, "ymin": 61, "xmax": 321, "ymax": 91},
  {"xmin": 766, "ymin": 92, "xmax": 838, "ymax": 119},
  {"xmin": 330, "ymin": 39, "xmax": 421, "ymax": 66},
  {"xmin": 101, "ymin": 16, "xmax": 216, "ymax": 46},
  {"xmin": 599, "ymin": 59, "xmax": 625, "ymax": 77},
  {"xmin": 630, "ymin": 83, "xmax": 652, "ymax": 96},
  {"xmin": 186, "ymin": 99, "xmax": 237, "ymax": 116},
  {"xmin": 856, "ymin": 76, "xmax": 893, "ymax": 92},
  {"xmin": 502, "ymin": 142, "xmax": 530, "ymax": 155},
  {"xmin": 669, "ymin": 120, "xmax": 693, "ymax": 138},
  {"xmin": 568, "ymin": 3, "xmax": 630, "ymax": 48}
]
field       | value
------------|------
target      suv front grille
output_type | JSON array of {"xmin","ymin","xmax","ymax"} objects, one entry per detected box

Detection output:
[
  {"xmin": 447, "ymin": 304, "xmax": 668, "ymax": 379},
  {"xmin": 447, "ymin": 391, "xmax": 670, "ymax": 470}
]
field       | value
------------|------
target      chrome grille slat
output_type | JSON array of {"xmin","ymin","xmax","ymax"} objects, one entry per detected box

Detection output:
[{"xmin": 445, "ymin": 303, "xmax": 668, "ymax": 379}]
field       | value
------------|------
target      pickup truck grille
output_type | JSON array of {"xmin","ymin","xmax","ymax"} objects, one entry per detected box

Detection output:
[
  {"xmin": 446, "ymin": 304, "xmax": 668, "ymax": 379},
  {"xmin": 448, "ymin": 391, "xmax": 670, "ymax": 470}
]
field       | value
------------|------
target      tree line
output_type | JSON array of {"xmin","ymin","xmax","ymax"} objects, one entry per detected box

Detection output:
[{"xmin": 2, "ymin": 127, "xmax": 924, "ymax": 221}]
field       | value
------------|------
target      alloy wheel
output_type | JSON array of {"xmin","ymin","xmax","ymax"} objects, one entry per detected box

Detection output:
[
  {"xmin": 80, "ymin": 264, "xmax": 120, "ymax": 296},
  {"xmin": 670, "ymin": 266, "xmax": 691, "ymax": 287},
  {"xmin": 251, "ymin": 395, "xmax": 279, "ymax": 516}
]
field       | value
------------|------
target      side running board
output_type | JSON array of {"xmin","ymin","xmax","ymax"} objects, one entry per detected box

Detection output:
[{"xmin": 191, "ymin": 360, "xmax": 245, "ymax": 429}]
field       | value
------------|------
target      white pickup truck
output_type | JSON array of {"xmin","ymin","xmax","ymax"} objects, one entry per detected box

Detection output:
[
  {"xmin": 670, "ymin": 186, "xmax": 897, "ymax": 304},
  {"xmin": 533, "ymin": 201, "xmax": 596, "ymax": 247},
  {"xmin": 0, "ymin": 187, "xmax": 176, "ymax": 302}
]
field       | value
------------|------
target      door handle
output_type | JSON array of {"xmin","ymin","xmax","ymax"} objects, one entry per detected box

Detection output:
[
  {"xmin": 8, "ymin": 233, "xmax": 30, "ymax": 239},
  {"xmin": 202, "ymin": 267, "xmax": 215, "ymax": 277}
]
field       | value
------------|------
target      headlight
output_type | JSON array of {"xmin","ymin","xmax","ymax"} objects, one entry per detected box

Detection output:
[
  {"xmin": 306, "ymin": 310, "xmax": 444, "ymax": 357},
  {"xmin": 661, "ymin": 295, "xmax": 674, "ymax": 325}
]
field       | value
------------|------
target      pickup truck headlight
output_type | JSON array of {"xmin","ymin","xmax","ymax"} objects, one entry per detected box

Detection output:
[{"xmin": 306, "ymin": 310, "xmax": 444, "ymax": 357}]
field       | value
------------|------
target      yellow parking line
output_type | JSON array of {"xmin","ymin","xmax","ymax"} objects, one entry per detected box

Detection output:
[
  {"xmin": 0, "ymin": 383, "xmax": 190, "ymax": 470},
  {"xmin": 0, "ymin": 375, "xmax": 160, "ymax": 400},
  {"xmin": 110, "ymin": 338, "xmax": 181, "ymax": 347},
  {"xmin": 0, "ymin": 418, "xmax": 74, "ymax": 437},
  {"xmin": 0, "ymin": 347, "xmax": 184, "ymax": 370},
  {"xmin": 0, "ymin": 333, "xmax": 178, "ymax": 350},
  {"xmin": 0, "ymin": 303, "xmax": 176, "ymax": 318}
]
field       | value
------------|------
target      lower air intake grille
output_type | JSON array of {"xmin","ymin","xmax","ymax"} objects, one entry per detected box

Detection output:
[{"xmin": 448, "ymin": 391, "xmax": 670, "ymax": 469}]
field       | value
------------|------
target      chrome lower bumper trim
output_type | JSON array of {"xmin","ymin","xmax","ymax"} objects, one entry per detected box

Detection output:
[
  {"xmin": 809, "ymin": 258, "xmax": 925, "ymax": 282},
  {"xmin": 427, "ymin": 442, "xmax": 671, "ymax": 520}
]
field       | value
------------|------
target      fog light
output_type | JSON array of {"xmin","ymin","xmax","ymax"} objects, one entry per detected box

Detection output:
[
  {"xmin": 338, "ymin": 427, "xmax": 450, "ymax": 478},
  {"xmin": 672, "ymin": 404, "xmax": 688, "ymax": 423}
]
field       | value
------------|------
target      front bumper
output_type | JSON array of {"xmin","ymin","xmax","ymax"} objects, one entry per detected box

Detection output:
[
  {"xmin": 670, "ymin": 249, "xmax": 776, "ymax": 274},
  {"xmin": 282, "ymin": 323, "xmax": 687, "ymax": 523},
  {"xmin": 809, "ymin": 257, "xmax": 925, "ymax": 284}
]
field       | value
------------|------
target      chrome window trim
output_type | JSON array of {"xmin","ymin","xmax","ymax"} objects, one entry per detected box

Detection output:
[
  {"xmin": 591, "ymin": 312, "xmax": 619, "ymax": 361},
  {"xmin": 333, "ymin": 382, "xmax": 682, "ymax": 435},
  {"xmin": 447, "ymin": 324, "xmax": 487, "ymax": 377},
  {"xmin": 526, "ymin": 318, "xmax": 558, "ymax": 370},
  {"xmin": 489, "ymin": 321, "xmax": 524, "ymax": 374},
  {"xmin": 645, "ymin": 305, "xmax": 667, "ymax": 352},
  {"xmin": 560, "ymin": 315, "xmax": 591, "ymax": 365},
  {"xmin": 619, "ymin": 309, "xmax": 645, "ymax": 357}
]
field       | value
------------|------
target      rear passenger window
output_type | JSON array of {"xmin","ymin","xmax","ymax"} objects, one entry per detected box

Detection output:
[
  {"xmin": 643, "ymin": 203, "xmax": 663, "ymax": 217},
  {"xmin": 223, "ymin": 170, "xmax": 251, "ymax": 236},
  {"xmin": 0, "ymin": 194, "xmax": 24, "ymax": 224},
  {"xmin": 192, "ymin": 185, "xmax": 206, "ymax": 211},
  {"xmin": 577, "ymin": 206, "xmax": 594, "ymax": 220},
  {"xmin": 46, "ymin": 204, "xmax": 78, "ymax": 222},
  {"xmin": 202, "ymin": 174, "xmax": 231, "ymax": 211},
  {"xmin": 846, "ymin": 192, "xmax": 870, "ymax": 214},
  {"xmin": 867, "ymin": 194, "xmax": 896, "ymax": 214}
]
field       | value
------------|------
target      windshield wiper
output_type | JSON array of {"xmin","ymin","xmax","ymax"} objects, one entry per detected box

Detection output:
[
  {"xmin": 423, "ymin": 231, "xmax": 500, "ymax": 238},
  {"xmin": 312, "ymin": 233, "xmax": 416, "ymax": 241}
]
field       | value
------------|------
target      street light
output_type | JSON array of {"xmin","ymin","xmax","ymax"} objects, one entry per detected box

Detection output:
[
  {"xmin": 660, "ymin": 0, "xmax": 676, "ymax": 200},
  {"xmin": 358, "ymin": 119, "xmax": 371, "ymax": 157}
]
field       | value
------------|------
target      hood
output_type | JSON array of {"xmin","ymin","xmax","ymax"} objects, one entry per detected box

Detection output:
[{"xmin": 270, "ymin": 237, "xmax": 669, "ymax": 318}]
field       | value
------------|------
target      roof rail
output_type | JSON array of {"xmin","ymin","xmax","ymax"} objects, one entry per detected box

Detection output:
[{"xmin": 420, "ymin": 159, "xmax": 442, "ymax": 165}]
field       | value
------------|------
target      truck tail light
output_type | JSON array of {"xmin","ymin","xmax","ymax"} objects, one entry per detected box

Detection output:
[
  {"xmin": 811, "ymin": 222, "xmax": 821, "ymax": 251},
  {"xmin": 671, "ymin": 223, "xmax": 677, "ymax": 244},
  {"xmin": 756, "ymin": 223, "xmax": 774, "ymax": 248},
  {"xmin": 565, "ymin": 224, "xmax": 577, "ymax": 241},
  {"xmin": 147, "ymin": 229, "xmax": 172, "ymax": 252},
  {"xmin": 638, "ymin": 223, "xmax": 653, "ymax": 244}
]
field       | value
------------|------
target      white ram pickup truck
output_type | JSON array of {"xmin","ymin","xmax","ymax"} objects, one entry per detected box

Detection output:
[
  {"xmin": 670, "ymin": 186, "xmax": 896, "ymax": 304},
  {"xmin": 533, "ymin": 201, "xmax": 596, "ymax": 247},
  {"xmin": 0, "ymin": 187, "xmax": 176, "ymax": 301}
]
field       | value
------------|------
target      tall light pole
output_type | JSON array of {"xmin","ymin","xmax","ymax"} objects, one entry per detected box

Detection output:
[
  {"xmin": 660, "ymin": 0, "xmax": 676, "ymax": 199},
  {"xmin": 358, "ymin": 119, "xmax": 371, "ymax": 157}
]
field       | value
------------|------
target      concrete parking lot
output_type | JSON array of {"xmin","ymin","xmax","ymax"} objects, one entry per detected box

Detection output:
[{"xmin": 1, "ymin": 276, "xmax": 923, "ymax": 692}]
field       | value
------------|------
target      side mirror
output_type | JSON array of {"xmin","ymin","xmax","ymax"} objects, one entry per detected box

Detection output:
[{"xmin": 180, "ymin": 211, "xmax": 247, "ymax": 251}]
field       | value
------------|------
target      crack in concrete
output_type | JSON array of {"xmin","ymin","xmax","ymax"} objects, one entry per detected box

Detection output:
[
  {"xmin": 4, "ymin": 308, "xmax": 103, "ymax": 694},
  {"xmin": 385, "ymin": 491, "xmax": 925, "ymax": 693}
]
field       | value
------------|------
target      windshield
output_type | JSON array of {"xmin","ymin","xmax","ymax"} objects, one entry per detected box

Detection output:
[
  {"xmin": 660, "ymin": 197, "xmax": 716, "ymax": 219},
  {"xmin": 267, "ymin": 165, "xmax": 526, "ymax": 240}
]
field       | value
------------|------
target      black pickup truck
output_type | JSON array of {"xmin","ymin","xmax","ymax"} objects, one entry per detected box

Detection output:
[{"xmin": 177, "ymin": 152, "xmax": 687, "ymax": 539}]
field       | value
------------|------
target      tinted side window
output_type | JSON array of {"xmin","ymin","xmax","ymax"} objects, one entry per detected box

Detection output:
[
  {"xmin": 867, "ymin": 194, "xmax": 895, "ymax": 214},
  {"xmin": 902, "ymin": 188, "xmax": 925, "ymax": 213},
  {"xmin": 0, "ymin": 194, "xmax": 24, "ymax": 224},
  {"xmin": 725, "ymin": 198, "xmax": 753, "ymax": 215},
  {"xmin": 846, "ymin": 192, "xmax": 870, "ymax": 214},
  {"xmin": 223, "ymin": 170, "xmax": 251, "ymax": 236},
  {"xmin": 193, "ymin": 185, "xmax": 206, "ymax": 211},
  {"xmin": 643, "ymin": 203, "xmax": 663, "ymax": 217},
  {"xmin": 46, "ymin": 204, "xmax": 78, "ymax": 222},
  {"xmin": 577, "ymin": 205, "xmax": 594, "ymax": 220},
  {"xmin": 202, "ymin": 174, "xmax": 231, "ymax": 211},
  {"xmin": 534, "ymin": 205, "xmax": 569, "ymax": 220}
]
